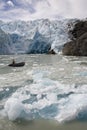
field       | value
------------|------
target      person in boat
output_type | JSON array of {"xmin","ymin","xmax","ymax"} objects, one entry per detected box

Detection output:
[
  {"xmin": 12, "ymin": 59, "xmax": 16, "ymax": 64},
  {"xmin": 8, "ymin": 59, "xmax": 25, "ymax": 67}
]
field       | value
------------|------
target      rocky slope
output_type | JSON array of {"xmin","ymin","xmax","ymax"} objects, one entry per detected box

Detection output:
[{"xmin": 62, "ymin": 20, "xmax": 87, "ymax": 56}]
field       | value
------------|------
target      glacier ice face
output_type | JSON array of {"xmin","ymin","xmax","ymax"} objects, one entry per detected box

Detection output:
[
  {"xmin": 27, "ymin": 29, "xmax": 51, "ymax": 54},
  {"xmin": 0, "ymin": 28, "xmax": 15, "ymax": 55},
  {"xmin": 0, "ymin": 19, "xmax": 72, "ymax": 54}
]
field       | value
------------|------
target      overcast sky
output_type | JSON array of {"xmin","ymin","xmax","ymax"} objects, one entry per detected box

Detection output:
[{"xmin": 0, "ymin": 0, "xmax": 87, "ymax": 21}]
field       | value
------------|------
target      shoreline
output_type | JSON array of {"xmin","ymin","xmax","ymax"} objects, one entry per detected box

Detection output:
[{"xmin": 0, "ymin": 119, "xmax": 87, "ymax": 130}]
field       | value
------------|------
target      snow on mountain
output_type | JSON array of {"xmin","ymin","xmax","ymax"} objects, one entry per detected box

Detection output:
[{"xmin": 0, "ymin": 18, "xmax": 74, "ymax": 54}]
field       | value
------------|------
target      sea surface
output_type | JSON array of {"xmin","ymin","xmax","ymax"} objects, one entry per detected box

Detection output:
[{"xmin": 0, "ymin": 54, "xmax": 87, "ymax": 130}]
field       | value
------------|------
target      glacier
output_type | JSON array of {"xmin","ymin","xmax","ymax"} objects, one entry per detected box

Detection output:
[
  {"xmin": 0, "ymin": 19, "xmax": 75, "ymax": 54},
  {"xmin": 0, "ymin": 28, "xmax": 15, "ymax": 55}
]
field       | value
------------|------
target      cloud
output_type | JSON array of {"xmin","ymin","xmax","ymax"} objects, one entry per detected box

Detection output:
[
  {"xmin": 0, "ymin": 1, "xmax": 5, "ymax": 10},
  {"xmin": 0, "ymin": 0, "xmax": 87, "ymax": 21},
  {"xmin": 67, "ymin": 0, "xmax": 87, "ymax": 18},
  {"xmin": 7, "ymin": 1, "xmax": 14, "ymax": 7}
]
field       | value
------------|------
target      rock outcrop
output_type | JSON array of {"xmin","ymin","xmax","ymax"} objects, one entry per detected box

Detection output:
[
  {"xmin": 47, "ymin": 49, "xmax": 56, "ymax": 54},
  {"xmin": 62, "ymin": 20, "xmax": 87, "ymax": 56}
]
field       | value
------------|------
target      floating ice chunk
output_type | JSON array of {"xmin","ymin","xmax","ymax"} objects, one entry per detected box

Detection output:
[
  {"xmin": 3, "ymin": 97, "xmax": 33, "ymax": 121},
  {"xmin": 4, "ymin": 98, "xmax": 25, "ymax": 121},
  {"xmin": 46, "ymin": 93, "xmax": 57, "ymax": 102},
  {"xmin": 55, "ymin": 94, "xmax": 87, "ymax": 123}
]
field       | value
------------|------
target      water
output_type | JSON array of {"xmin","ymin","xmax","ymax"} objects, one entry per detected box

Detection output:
[{"xmin": 0, "ymin": 54, "xmax": 87, "ymax": 129}]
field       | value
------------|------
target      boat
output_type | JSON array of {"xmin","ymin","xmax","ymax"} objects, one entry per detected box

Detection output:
[{"xmin": 8, "ymin": 62, "xmax": 25, "ymax": 67}]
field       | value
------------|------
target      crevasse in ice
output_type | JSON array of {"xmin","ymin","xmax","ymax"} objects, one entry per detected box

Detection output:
[{"xmin": 0, "ymin": 19, "xmax": 72, "ymax": 54}]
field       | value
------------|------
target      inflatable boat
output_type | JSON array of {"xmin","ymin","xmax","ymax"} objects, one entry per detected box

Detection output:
[{"xmin": 8, "ymin": 62, "xmax": 25, "ymax": 67}]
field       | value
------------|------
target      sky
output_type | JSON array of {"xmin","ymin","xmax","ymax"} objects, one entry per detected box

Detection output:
[{"xmin": 0, "ymin": 0, "xmax": 87, "ymax": 21}]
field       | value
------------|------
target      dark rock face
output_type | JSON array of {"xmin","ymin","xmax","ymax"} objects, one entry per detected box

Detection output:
[
  {"xmin": 62, "ymin": 40, "xmax": 78, "ymax": 56},
  {"xmin": 70, "ymin": 21, "xmax": 87, "ymax": 39},
  {"xmin": 48, "ymin": 49, "xmax": 56, "ymax": 54},
  {"xmin": 77, "ymin": 33, "xmax": 87, "ymax": 56},
  {"xmin": 62, "ymin": 20, "xmax": 87, "ymax": 56}
]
